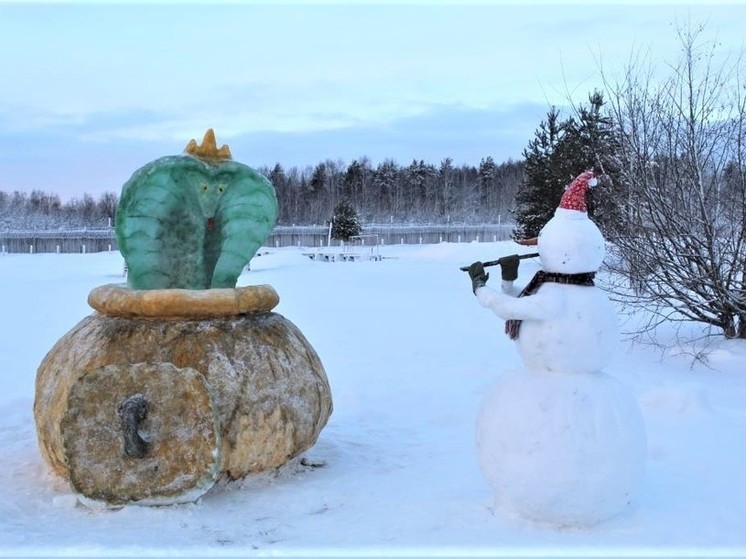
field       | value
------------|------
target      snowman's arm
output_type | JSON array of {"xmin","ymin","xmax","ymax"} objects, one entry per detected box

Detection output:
[
  {"xmin": 500, "ymin": 280, "xmax": 521, "ymax": 297},
  {"xmin": 475, "ymin": 285, "xmax": 560, "ymax": 321}
]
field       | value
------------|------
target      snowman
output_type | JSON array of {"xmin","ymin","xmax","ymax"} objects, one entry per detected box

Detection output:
[{"xmin": 466, "ymin": 170, "xmax": 646, "ymax": 527}]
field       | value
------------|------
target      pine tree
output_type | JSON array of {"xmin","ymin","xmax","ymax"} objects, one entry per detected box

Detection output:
[
  {"xmin": 512, "ymin": 106, "xmax": 563, "ymax": 239},
  {"xmin": 372, "ymin": 159, "xmax": 400, "ymax": 217},
  {"xmin": 477, "ymin": 156, "xmax": 498, "ymax": 214},
  {"xmin": 330, "ymin": 200, "xmax": 362, "ymax": 241},
  {"xmin": 512, "ymin": 92, "xmax": 619, "ymax": 239},
  {"xmin": 558, "ymin": 91, "xmax": 621, "ymax": 232}
]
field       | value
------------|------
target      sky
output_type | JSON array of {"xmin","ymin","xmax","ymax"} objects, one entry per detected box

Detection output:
[{"xmin": 1, "ymin": 1, "xmax": 745, "ymax": 201}]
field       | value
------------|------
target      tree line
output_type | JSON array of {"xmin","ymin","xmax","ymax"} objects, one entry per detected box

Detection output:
[
  {"xmin": 1, "ymin": 157, "xmax": 523, "ymax": 231},
  {"xmin": 0, "ymin": 190, "xmax": 118, "ymax": 230},
  {"xmin": 261, "ymin": 156, "xmax": 523, "ymax": 225}
]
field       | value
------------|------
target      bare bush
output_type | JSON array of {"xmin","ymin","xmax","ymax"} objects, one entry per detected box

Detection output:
[{"xmin": 601, "ymin": 23, "xmax": 746, "ymax": 340}]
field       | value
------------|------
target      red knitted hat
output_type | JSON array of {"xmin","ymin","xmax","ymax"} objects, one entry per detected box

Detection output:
[{"xmin": 559, "ymin": 170, "xmax": 598, "ymax": 213}]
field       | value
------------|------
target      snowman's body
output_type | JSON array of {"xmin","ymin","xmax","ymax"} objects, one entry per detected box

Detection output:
[
  {"xmin": 473, "ymin": 175, "xmax": 646, "ymax": 527},
  {"xmin": 480, "ymin": 281, "xmax": 618, "ymax": 374}
]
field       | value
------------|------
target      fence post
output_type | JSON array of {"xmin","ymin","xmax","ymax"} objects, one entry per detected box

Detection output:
[
  {"xmin": 82, "ymin": 244, "xmax": 87, "ymax": 254},
  {"xmin": 29, "ymin": 245, "xmax": 34, "ymax": 254},
  {"xmin": 56, "ymin": 245, "xmax": 60, "ymax": 254}
]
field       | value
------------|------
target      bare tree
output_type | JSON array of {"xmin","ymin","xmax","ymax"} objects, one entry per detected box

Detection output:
[{"xmin": 601, "ymin": 23, "xmax": 746, "ymax": 341}]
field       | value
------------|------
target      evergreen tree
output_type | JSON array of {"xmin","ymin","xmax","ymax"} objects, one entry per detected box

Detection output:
[
  {"xmin": 403, "ymin": 159, "xmax": 437, "ymax": 219},
  {"xmin": 372, "ymin": 159, "xmax": 400, "ymax": 217},
  {"xmin": 477, "ymin": 156, "xmax": 499, "ymax": 216},
  {"xmin": 558, "ymin": 91, "xmax": 621, "ymax": 231},
  {"xmin": 438, "ymin": 157, "xmax": 456, "ymax": 219},
  {"xmin": 512, "ymin": 92, "xmax": 619, "ymax": 239},
  {"xmin": 330, "ymin": 200, "xmax": 362, "ymax": 241},
  {"xmin": 512, "ymin": 106, "xmax": 563, "ymax": 239},
  {"xmin": 268, "ymin": 163, "xmax": 291, "ymax": 223}
]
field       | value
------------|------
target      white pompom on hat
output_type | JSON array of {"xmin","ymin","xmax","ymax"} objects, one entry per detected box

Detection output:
[{"xmin": 558, "ymin": 170, "xmax": 598, "ymax": 214}]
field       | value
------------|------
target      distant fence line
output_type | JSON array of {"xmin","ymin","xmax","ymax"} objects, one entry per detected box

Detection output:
[
  {"xmin": 0, "ymin": 224, "xmax": 515, "ymax": 254},
  {"xmin": 0, "ymin": 228, "xmax": 119, "ymax": 254},
  {"xmin": 266, "ymin": 223, "xmax": 515, "ymax": 248}
]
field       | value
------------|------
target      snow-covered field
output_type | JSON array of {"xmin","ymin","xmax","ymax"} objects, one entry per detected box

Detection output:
[{"xmin": 1, "ymin": 241, "xmax": 745, "ymax": 558}]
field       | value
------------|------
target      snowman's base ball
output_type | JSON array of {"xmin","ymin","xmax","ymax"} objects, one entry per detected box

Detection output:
[{"xmin": 477, "ymin": 368, "xmax": 646, "ymax": 527}]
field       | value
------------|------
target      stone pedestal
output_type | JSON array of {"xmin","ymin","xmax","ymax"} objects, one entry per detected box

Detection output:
[{"xmin": 34, "ymin": 284, "xmax": 333, "ymax": 507}]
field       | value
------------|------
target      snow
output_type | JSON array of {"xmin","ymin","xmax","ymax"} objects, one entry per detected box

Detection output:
[
  {"xmin": 1, "ymin": 241, "xmax": 746, "ymax": 557},
  {"xmin": 477, "ymin": 369, "xmax": 647, "ymax": 526},
  {"xmin": 476, "ymin": 282, "xmax": 619, "ymax": 375},
  {"xmin": 472, "ymin": 205, "xmax": 646, "ymax": 526},
  {"xmin": 536, "ymin": 208, "xmax": 605, "ymax": 274}
]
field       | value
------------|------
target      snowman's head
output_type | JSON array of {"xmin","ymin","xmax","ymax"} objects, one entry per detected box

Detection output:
[{"xmin": 538, "ymin": 171, "xmax": 605, "ymax": 274}]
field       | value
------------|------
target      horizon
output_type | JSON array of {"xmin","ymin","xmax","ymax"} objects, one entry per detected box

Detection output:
[{"xmin": 2, "ymin": 2, "xmax": 745, "ymax": 201}]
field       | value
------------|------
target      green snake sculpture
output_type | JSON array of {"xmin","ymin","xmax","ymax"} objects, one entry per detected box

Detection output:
[{"xmin": 116, "ymin": 130, "xmax": 278, "ymax": 290}]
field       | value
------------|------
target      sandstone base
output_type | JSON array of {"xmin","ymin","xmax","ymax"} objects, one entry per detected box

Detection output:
[
  {"xmin": 62, "ymin": 362, "xmax": 221, "ymax": 507},
  {"xmin": 34, "ymin": 284, "xmax": 333, "ymax": 506}
]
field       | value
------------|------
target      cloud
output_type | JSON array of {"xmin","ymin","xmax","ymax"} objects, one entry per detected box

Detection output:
[
  {"xmin": 0, "ymin": 102, "xmax": 550, "ymax": 199},
  {"xmin": 229, "ymin": 101, "xmax": 551, "ymax": 169},
  {"xmin": 3, "ymin": 2, "xmax": 744, "ymax": 200}
]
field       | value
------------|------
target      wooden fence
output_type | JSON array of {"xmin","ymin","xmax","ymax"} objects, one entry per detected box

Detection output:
[
  {"xmin": 265, "ymin": 223, "xmax": 514, "ymax": 248},
  {"xmin": 0, "ymin": 229, "xmax": 119, "ymax": 254},
  {"xmin": 0, "ymin": 224, "xmax": 515, "ymax": 254}
]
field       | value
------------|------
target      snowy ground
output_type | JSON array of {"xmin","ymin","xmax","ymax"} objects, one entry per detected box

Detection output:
[{"xmin": 1, "ymin": 241, "xmax": 745, "ymax": 558}]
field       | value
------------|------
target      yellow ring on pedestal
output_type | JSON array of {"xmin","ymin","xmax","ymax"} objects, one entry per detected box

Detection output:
[{"xmin": 88, "ymin": 284, "xmax": 280, "ymax": 319}]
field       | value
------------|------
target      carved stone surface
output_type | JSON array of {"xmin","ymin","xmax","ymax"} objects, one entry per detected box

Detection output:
[
  {"xmin": 62, "ymin": 362, "xmax": 221, "ymax": 507},
  {"xmin": 34, "ymin": 298, "xmax": 333, "ymax": 504},
  {"xmin": 115, "ymin": 129, "xmax": 279, "ymax": 290},
  {"xmin": 88, "ymin": 283, "xmax": 280, "ymax": 318},
  {"xmin": 33, "ymin": 131, "xmax": 323, "ymax": 507}
]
